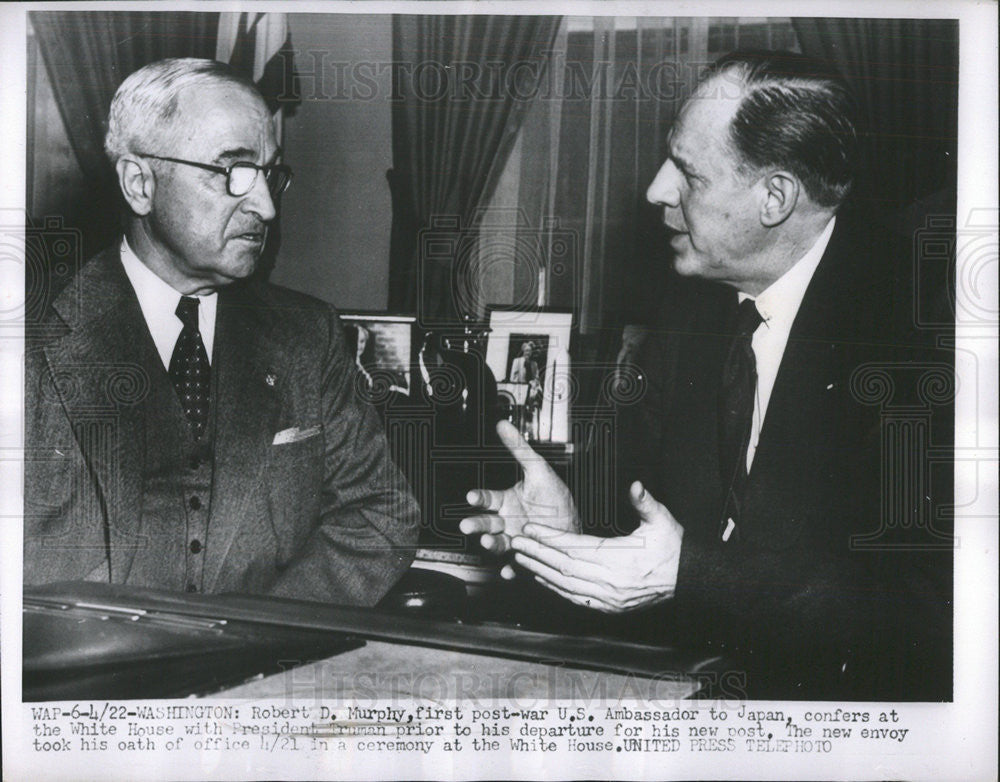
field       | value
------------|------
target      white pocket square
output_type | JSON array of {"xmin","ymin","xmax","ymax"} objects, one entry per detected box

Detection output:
[{"xmin": 272, "ymin": 425, "xmax": 321, "ymax": 445}]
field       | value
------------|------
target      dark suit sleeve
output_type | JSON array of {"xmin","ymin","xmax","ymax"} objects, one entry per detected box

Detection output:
[
  {"xmin": 268, "ymin": 307, "xmax": 419, "ymax": 604},
  {"xmin": 615, "ymin": 273, "xmax": 952, "ymax": 699},
  {"xmin": 671, "ymin": 508, "xmax": 953, "ymax": 699},
  {"xmin": 677, "ymin": 371, "xmax": 949, "ymax": 699}
]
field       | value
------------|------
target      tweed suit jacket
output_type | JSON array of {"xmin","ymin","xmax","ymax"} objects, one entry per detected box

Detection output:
[
  {"xmin": 615, "ymin": 217, "xmax": 953, "ymax": 699},
  {"xmin": 24, "ymin": 247, "xmax": 420, "ymax": 605}
]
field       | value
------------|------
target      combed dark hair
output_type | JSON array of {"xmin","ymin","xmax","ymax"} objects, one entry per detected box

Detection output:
[{"xmin": 709, "ymin": 50, "xmax": 859, "ymax": 208}]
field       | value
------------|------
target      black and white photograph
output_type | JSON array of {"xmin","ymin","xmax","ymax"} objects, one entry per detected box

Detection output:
[
  {"xmin": 340, "ymin": 313, "xmax": 414, "ymax": 400},
  {"xmin": 486, "ymin": 307, "xmax": 573, "ymax": 443},
  {"xmin": 505, "ymin": 334, "xmax": 548, "ymax": 387},
  {"xmin": 498, "ymin": 334, "xmax": 548, "ymax": 439},
  {"xmin": 1, "ymin": 3, "xmax": 996, "ymax": 781}
]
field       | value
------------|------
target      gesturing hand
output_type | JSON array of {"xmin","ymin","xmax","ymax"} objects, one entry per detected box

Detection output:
[
  {"xmin": 460, "ymin": 420, "xmax": 580, "ymax": 578},
  {"xmin": 509, "ymin": 481, "xmax": 684, "ymax": 613}
]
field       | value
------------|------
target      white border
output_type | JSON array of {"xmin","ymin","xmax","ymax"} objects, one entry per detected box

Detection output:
[{"xmin": 2, "ymin": 3, "xmax": 996, "ymax": 780}]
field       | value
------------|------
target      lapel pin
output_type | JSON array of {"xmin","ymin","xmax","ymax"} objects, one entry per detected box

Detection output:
[
  {"xmin": 265, "ymin": 372, "xmax": 277, "ymax": 387},
  {"xmin": 826, "ymin": 383, "xmax": 835, "ymax": 390}
]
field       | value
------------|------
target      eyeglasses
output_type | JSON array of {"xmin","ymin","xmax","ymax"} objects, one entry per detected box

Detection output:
[{"xmin": 138, "ymin": 154, "xmax": 292, "ymax": 198}]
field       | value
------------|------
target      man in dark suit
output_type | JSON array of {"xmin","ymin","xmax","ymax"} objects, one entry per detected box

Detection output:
[
  {"xmin": 462, "ymin": 51, "xmax": 952, "ymax": 699},
  {"xmin": 24, "ymin": 58, "xmax": 419, "ymax": 604}
]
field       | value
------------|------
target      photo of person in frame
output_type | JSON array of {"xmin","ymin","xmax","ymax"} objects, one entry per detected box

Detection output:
[
  {"xmin": 342, "ymin": 318, "xmax": 411, "ymax": 399},
  {"xmin": 505, "ymin": 335, "xmax": 548, "ymax": 438},
  {"xmin": 344, "ymin": 322, "xmax": 376, "ymax": 389}
]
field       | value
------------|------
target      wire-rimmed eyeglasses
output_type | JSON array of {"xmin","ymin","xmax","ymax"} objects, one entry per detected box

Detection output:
[{"xmin": 138, "ymin": 154, "xmax": 292, "ymax": 198}]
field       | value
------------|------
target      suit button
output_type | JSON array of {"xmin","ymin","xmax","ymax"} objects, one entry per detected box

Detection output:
[
  {"xmin": 186, "ymin": 583, "xmax": 197, "ymax": 593},
  {"xmin": 189, "ymin": 496, "xmax": 202, "ymax": 510},
  {"xmin": 189, "ymin": 539, "xmax": 202, "ymax": 554}
]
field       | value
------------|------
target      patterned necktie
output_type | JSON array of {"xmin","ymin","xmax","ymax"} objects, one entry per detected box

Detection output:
[
  {"xmin": 718, "ymin": 298, "xmax": 763, "ymax": 536},
  {"xmin": 169, "ymin": 296, "xmax": 210, "ymax": 440}
]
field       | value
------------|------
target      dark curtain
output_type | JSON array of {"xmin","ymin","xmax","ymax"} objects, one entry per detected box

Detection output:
[
  {"xmin": 792, "ymin": 18, "xmax": 959, "ymax": 216},
  {"xmin": 30, "ymin": 11, "xmax": 219, "ymax": 257},
  {"xmin": 388, "ymin": 15, "xmax": 561, "ymax": 326}
]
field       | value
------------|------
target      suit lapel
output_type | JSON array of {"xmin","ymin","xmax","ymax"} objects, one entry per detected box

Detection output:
[
  {"xmin": 203, "ymin": 283, "xmax": 285, "ymax": 591},
  {"xmin": 747, "ymin": 221, "xmax": 862, "ymax": 502},
  {"xmin": 41, "ymin": 248, "xmax": 153, "ymax": 581}
]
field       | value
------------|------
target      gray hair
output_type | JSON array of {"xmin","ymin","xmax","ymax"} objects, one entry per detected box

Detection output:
[{"xmin": 104, "ymin": 58, "xmax": 260, "ymax": 163}]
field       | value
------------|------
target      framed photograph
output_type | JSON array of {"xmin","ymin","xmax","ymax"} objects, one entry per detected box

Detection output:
[
  {"xmin": 339, "ymin": 312, "xmax": 416, "ymax": 400},
  {"xmin": 485, "ymin": 307, "xmax": 573, "ymax": 442}
]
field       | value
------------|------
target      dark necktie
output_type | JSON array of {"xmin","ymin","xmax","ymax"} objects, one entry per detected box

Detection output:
[
  {"xmin": 718, "ymin": 298, "xmax": 763, "ymax": 537},
  {"xmin": 169, "ymin": 296, "xmax": 210, "ymax": 440}
]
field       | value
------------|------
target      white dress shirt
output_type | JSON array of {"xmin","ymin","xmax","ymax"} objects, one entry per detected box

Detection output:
[
  {"xmin": 119, "ymin": 238, "xmax": 218, "ymax": 370},
  {"xmin": 740, "ymin": 217, "xmax": 836, "ymax": 471}
]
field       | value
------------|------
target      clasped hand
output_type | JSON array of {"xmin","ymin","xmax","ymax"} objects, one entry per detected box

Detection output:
[{"xmin": 460, "ymin": 421, "xmax": 684, "ymax": 613}]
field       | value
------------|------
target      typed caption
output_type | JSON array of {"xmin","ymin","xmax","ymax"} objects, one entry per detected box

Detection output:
[{"xmin": 25, "ymin": 699, "xmax": 919, "ymax": 767}]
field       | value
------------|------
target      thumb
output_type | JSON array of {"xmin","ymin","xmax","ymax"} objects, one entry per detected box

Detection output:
[
  {"xmin": 496, "ymin": 419, "xmax": 549, "ymax": 477},
  {"xmin": 628, "ymin": 481, "xmax": 669, "ymax": 525}
]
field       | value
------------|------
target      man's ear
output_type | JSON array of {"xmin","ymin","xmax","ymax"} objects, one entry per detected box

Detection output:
[
  {"xmin": 759, "ymin": 170, "xmax": 799, "ymax": 227},
  {"xmin": 116, "ymin": 155, "xmax": 155, "ymax": 216}
]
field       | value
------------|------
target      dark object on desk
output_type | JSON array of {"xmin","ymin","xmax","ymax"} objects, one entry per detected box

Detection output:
[
  {"xmin": 24, "ymin": 582, "xmax": 724, "ymax": 700},
  {"xmin": 391, "ymin": 331, "xmax": 511, "ymax": 552},
  {"xmin": 376, "ymin": 568, "xmax": 467, "ymax": 620}
]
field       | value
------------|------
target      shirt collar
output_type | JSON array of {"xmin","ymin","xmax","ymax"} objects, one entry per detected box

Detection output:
[
  {"xmin": 118, "ymin": 237, "xmax": 217, "ymax": 365},
  {"xmin": 740, "ymin": 216, "xmax": 836, "ymax": 331}
]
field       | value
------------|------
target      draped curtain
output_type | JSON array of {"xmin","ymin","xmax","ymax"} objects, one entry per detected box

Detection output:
[
  {"xmin": 792, "ymin": 18, "xmax": 959, "ymax": 214},
  {"xmin": 477, "ymin": 17, "xmax": 722, "ymax": 340},
  {"xmin": 545, "ymin": 18, "xmax": 702, "ymax": 334},
  {"xmin": 30, "ymin": 12, "xmax": 219, "ymax": 257},
  {"xmin": 387, "ymin": 15, "xmax": 561, "ymax": 326}
]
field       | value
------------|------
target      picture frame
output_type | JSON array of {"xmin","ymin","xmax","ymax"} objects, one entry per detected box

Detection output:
[
  {"xmin": 339, "ymin": 312, "xmax": 416, "ymax": 400},
  {"xmin": 485, "ymin": 307, "xmax": 573, "ymax": 443}
]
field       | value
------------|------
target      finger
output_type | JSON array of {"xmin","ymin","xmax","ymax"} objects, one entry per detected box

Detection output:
[
  {"xmin": 500, "ymin": 563, "xmax": 517, "ymax": 580},
  {"xmin": 466, "ymin": 489, "xmax": 504, "ymax": 512},
  {"xmin": 480, "ymin": 532, "xmax": 512, "ymax": 554},
  {"xmin": 495, "ymin": 420, "xmax": 550, "ymax": 477},
  {"xmin": 628, "ymin": 480, "xmax": 669, "ymax": 524},
  {"xmin": 519, "ymin": 524, "xmax": 614, "ymax": 564},
  {"xmin": 459, "ymin": 513, "xmax": 505, "ymax": 535},
  {"xmin": 513, "ymin": 552, "xmax": 606, "ymax": 597},
  {"xmin": 511, "ymin": 532, "xmax": 609, "ymax": 577},
  {"xmin": 534, "ymin": 575, "xmax": 612, "ymax": 612}
]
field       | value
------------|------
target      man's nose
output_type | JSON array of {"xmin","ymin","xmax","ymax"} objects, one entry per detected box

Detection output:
[
  {"xmin": 243, "ymin": 171, "xmax": 277, "ymax": 222},
  {"xmin": 646, "ymin": 160, "xmax": 681, "ymax": 207}
]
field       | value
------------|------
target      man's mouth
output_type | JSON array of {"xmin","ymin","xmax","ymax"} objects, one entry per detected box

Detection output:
[
  {"xmin": 661, "ymin": 215, "xmax": 686, "ymax": 235},
  {"xmin": 666, "ymin": 227, "xmax": 691, "ymax": 252},
  {"xmin": 233, "ymin": 229, "xmax": 266, "ymax": 244}
]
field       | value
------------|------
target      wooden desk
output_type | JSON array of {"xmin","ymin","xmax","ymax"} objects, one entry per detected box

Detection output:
[{"xmin": 220, "ymin": 641, "xmax": 701, "ymax": 701}]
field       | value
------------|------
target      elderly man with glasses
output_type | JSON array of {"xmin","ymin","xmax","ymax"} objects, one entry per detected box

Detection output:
[{"xmin": 25, "ymin": 58, "xmax": 419, "ymax": 604}]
